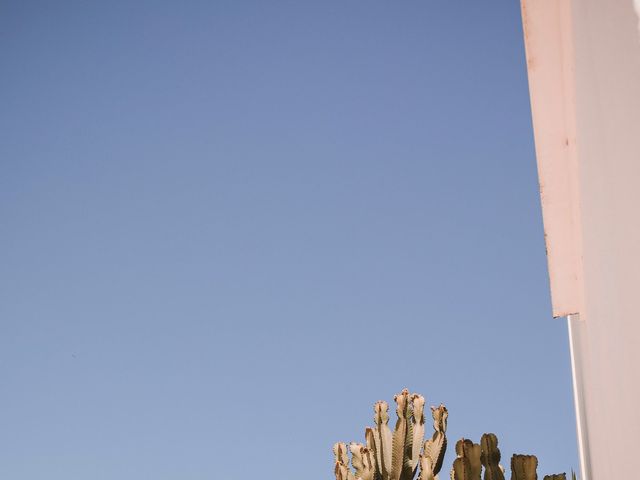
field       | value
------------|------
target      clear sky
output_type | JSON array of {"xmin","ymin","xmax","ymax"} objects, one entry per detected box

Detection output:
[{"xmin": 1, "ymin": 1, "xmax": 578, "ymax": 478}]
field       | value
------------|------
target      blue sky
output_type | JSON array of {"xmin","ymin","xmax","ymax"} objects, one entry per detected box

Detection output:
[{"xmin": 1, "ymin": 1, "xmax": 578, "ymax": 478}]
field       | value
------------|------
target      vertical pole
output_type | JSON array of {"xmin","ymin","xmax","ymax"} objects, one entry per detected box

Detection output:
[{"xmin": 567, "ymin": 314, "xmax": 591, "ymax": 480}]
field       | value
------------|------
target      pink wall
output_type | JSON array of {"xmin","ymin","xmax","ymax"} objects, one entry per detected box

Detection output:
[{"xmin": 522, "ymin": 0, "xmax": 640, "ymax": 478}]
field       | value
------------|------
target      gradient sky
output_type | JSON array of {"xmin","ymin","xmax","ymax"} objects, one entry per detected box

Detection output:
[{"xmin": 1, "ymin": 1, "xmax": 578, "ymax": 478}]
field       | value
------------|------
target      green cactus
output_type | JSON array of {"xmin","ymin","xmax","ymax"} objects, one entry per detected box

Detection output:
[
  {"xmin": 350, "ymin": 442, "xmax": 376, "ymax": 480},
  {"xmin": 410, "ymin": 394, "xmax": 426, "ymax": 473},
  {"xmin": 332, "ymin": 390, "xmax": 576, "ymax": 480},
  {"xmin": 334, "ymin": 442, "xmax": 356, "ymax": 480},
  {"xmin": 334, "ymin": 442, "xmax": 349, "ymax": 467},
  {"xmin": 510, "ymin": 454, "xmax": 538, "ymax": 480},
  {"xmin": 451, "ymin": 456, "xmax": 472, "ymax": 480},
  {"xmin": 365, "ymin": 428, "xmax": 376, "ymax": 460},
  {"xmin": 391, "ymin": 389, "xmax": 415, "ymax": 480},
  {"xmin": 419, "ymin": 458, "xmax": 436, "ymax": 480},
  {"xmin": 480, "ymin": 434, "xmax": 505, "ymax": 480},
  {"xmin": 421, "ymin": 404, "xmax": 448, "ymax": 480},
  {"xmin": 453, "ymin": 439, "xmax": 482, "ymax": 480},
  {"xmin": 373, "ymin": 401, "xmax": 393, "ymax": 480},
  {"xmin": 332, "ymin": 389, "xmax": 446, "ymax": 480}
]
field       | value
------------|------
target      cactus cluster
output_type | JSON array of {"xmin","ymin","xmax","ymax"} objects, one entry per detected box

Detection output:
[
  {"xmin": 333, "ymin": 389, "xmax": 574, "ymax": 480},
  {"xmin": 333, "ymin": 389, "xmax": 447, "ymax": 480}
]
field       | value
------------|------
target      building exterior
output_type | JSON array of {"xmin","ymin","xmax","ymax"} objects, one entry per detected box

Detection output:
[{"xmin": 521, "ymin": 0, "xmax": 640, "ymax": 478}]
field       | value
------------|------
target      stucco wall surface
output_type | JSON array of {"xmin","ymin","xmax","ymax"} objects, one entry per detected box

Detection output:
[{"xmin": 522, "ymin": 1, "xmax": 640, "ymax": 478}]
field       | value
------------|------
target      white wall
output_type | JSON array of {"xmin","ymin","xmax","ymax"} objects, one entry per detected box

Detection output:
[{"xmin": 521, "ymin": 0, "xmax": 640, "ymax": 478}]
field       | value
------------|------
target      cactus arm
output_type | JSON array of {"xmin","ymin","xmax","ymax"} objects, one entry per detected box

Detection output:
[
  {"xmin": 335, "ymin": 443, "xmax": 350, "ymax": 467},
  {"xmin": 374, "ymin": 401, "xmax": 393, "ymax": 480},
  {"xmin": 335, "ymin": 462, "xmax": 350, "ymax": 480},
  {"xmin": 401, "ymin": 413, "xmax": 415, "ymax": 480},
  {"xmin": 423, "ymin": 405, "xmax": 448, "ymax": 477},
  {"xmin": 365, "ymin": 428, "xmax": 377, "ymax": 477},
  {"xmin": 454, "ymin": 439, "xmax": 481, "ymax": 480},
  {"xmin": 419, "ymin": 455, "xmax": 435, "ymax": 480},
  {"xmin": 411, "ymin": 394, "xmax": 426, "ymax": 474},
  {"xmin": 467, "ymin": 443, "xmax": 482, "ymax": 480},
  {"xmin": 334, "ymin": 443, "xmax": 357, "ymax": 480},
  {"xmin": 480, "ymin": 434, "xmax": 505, "ymax": 480},
  {"xmin": 351, "ymin": 443, "xmax": 376, "ymax": 480},
  {"xmin": 424, "ymin": 431, "xmax": 447, "ymax": 476},
  {"xmin": 390, "ymin": 390, "xmax": 407, "ymax": 480},
  {"xmin": 510, "ymin": 455, "xmax": 538, "ymax": 480},
  {"xmin": 335, "ymin": 462, "xmax": 358, "ymax": 480},
  {"xmin": 351, "ymin": 443, "xmax": 367, "ymax": 478},
  {"xmin": 365, "ymin": 447, "xmax": 377, "ymax": 480},
  {"xmin": 391, "ymin": 389, "xmax": 412, "ymax": 480},
  {"xmin": 452, "ymin": 457, "xmax": 472, "ymax": 480},
  {"xmin": 365, "ymin": 428, "xmax": 376, "ymax": 451}
]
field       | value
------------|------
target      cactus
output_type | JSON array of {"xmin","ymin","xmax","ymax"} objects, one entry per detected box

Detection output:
[
  {"xmin": 511, "ymin": 455, "xmax": 538, "ymax": 480},
  {"xmin": 451, "ymin": 456, "xmax": 472, "ymax": 480},
  {"xmin": 391, "ymin": 389, "xmax": 410, "ymax": 480},
  {"xmin": 410, "ymin": 394, "xmax": 426, "ymax": 473},
  {"xmin": 332, "ymin": 390, "xmax": 575, "ymax": 480},
  {"xmin": 350, "ymin": 442, "xmax": 376, "ymax": 480},
  {"xmin": 333, "ymin": 389, "xmax": 447, "ymax": 480},
  {"xmin": 420, "ymin": 404, "xmax": 448, "ymax": 480},
  {"xmin": 373, "ymin": 401, "xmax": 393, "ymax": 480},
  {"xmin": 391, "ymin": 389, "xmax": 417, "ymax": 480},
  {"xmin": 419, "ymin": 404, "xmax": 448, "ymax": 480},
  {"xmin": 422, "ymin": 404, "xmax": 448, "ymax": 479},
  {"xmin": 334, "ymin": 442, "xmax": 356, "ymax": 480},
  {"xmin": 480, "ymin": 434, "xmax": 505, "ymax": 480},
  {"xmin": 453, "ymin": 439, "xmax": 482, "ymax": 480},
  {"xmin": 334, "ymin": 442, "xmax": 349, "ymax": 467}
]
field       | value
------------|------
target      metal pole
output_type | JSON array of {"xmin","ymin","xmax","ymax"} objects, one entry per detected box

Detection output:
[{"xmin": 567, "ymin": 314, "xmax": 591, "ymax": 480}]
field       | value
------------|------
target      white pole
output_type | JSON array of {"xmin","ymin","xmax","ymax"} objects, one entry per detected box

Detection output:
[{"xmin": 567, "ymin": 314, "xmax": 591, "ymax": 480}]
